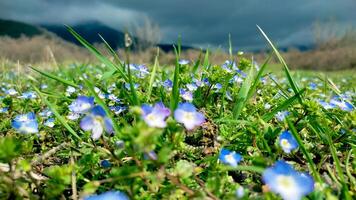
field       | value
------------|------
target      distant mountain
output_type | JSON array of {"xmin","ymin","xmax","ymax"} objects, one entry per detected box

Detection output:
[
  {"xmin": 0, "ymin": 19, "xmax": 44, "ymax": 37},
  {"xmin": 42, "ymin": 21, "xmax": 126, "ymax": 50},
  {"xmin": 42, "ymin": 21, "xmax": 196, "ymax": 52}
]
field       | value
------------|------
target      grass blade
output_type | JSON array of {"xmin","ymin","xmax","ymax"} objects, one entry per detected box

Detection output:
[
  {"xmin": 65, "ymin": 25, "xmax": 128, "ymax": 82},
  {"xmin": 170, "ymin": 37, "xmax": 182, "ymax": 111},
  {"xmin": 257, "ymin": 25, "xmax": 303, "ymax": 104},
  {"xmin": 262, "ymin": 88, "xmax": 306, "ymax": 122},
  {"xmin": 30, "ymin": 66, "xmax": 79, "ymax": 88},
  {"xmin": 147, "ymin": 48, "xmax": 160, "ymax": 101},
  {"xmin": 286, "ymin": 118, "xmax": 321, "ymax": 182},
  {"xmin": 233, "ymin": 62, "xmax": 255, "ymax": 119}
]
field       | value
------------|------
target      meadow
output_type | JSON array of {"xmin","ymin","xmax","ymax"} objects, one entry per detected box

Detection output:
[{"xmin": 0, "ymin": 26, "xmax": 355, "ymax": 200}]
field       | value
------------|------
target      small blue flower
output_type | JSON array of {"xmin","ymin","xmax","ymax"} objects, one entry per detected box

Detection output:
[
  {"xmin": 178, "ymin": 59, "xmax": 189, "ymax": 65},
  {"xmin": 69, "ymin": 96, "xmax": 94, "ymax": 114},
  {"xmin": 109, "ymin": 106, "xmax": 127, "ymax": 115},
  {"xmin": 317, "ymin": 100, "xmax": 336, "ymax": 110},
  {"xmin": 124, "ymin": 83, "xmax": 139, "ymax": 90},
  {"xmin": 12, "ymin": 112, "xmax": 39, "ymax": 134},
  {"xmin": 235, "ymin": 186, "xmax": 245, "ymax": 198},
  {"xmin": 66, "ymin": 86, "xmax": 76, "ymax": 95},
  {"xmin": 0, "ymin": 107, "xmax": 9, "ymax": 113},
  {"xmin": 279, "ymin": 130, "xmax": 298, "ymax": 154},
  {"xmin": 219, "ymin": 148, "xmax": 242, "ymax": 167},
  {"xmin": 262, "ymin": 160, "xmax": 314, "ymax": 200},
  {"xmin": 80, "ymin": 106, "xmax": 114, "ymax": 140},
  {"xmin": 179, "ymin": 89, "xmax": 193, "ymax": 101},
  {"xmin": 5, "ymin": 88, "xmax": 18, "ymax": 96},
  {"xmin": 100, "ymin": 160, "xmax": 111, "ymax": 168},
  {"xmin": 186, "ymin": 83, "xmax": 198, "ymax": 91},
  {"xmin": 330, "ymin": 98, "xmax": 354, "ymax": 111},
  {"xmin": 174, "ymin": 102, "xmax": 205, "ymax": 130},
  {"xmin": 275, "ymin": 111, "xmax": 290, "ymax": 122},
  {"xmin": 141, "ymin": 102, "xmax": 170, "ymax": 128},
  {"xmin": 162, "ymin": 79, "xmax": 173, "ymax": 90},
  {"xmin": 19, "ymin": 91, "xmax": 37, "ymax": 99},
  {"xmin": 84, "ymin": 191, "xmax": 129, "ymax": 200},
  {"xmin": 44, "ymin": 118, "xmax": 55, "ymax": 128},
  {"xmin": 39, "ymin": 108, "xmax": 53, "ymax": 118},
  {"xmin": 309, "ymin": 82, "xmax": 317, "ymax": 90}
]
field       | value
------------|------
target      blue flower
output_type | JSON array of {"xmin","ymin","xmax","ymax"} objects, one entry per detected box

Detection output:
[
  {"xmin": 178, "ymin": 59, "xmax": 189, "ymax": 65},
  {"xmin": 0, "ymin": 107, "xmax": 9, "ymax": 113},
  {"xmin": 219, "ymin": 148, "xmax": 242, "ymax": 167},
  {"xmin": 18, "ymin": 91, "xmax": 37, "ymax": 99},
  {"xmin": 179, "ymin": 89, "xmax": 193, "ymax": 101},
  {"xmin": 309, "ymin": 82, "xmax": 317, "ymax": 90},
  {"xmin": 80, "ymin": 106, "xmax": 114, "ymax": 140},
  {"xmin": 279, "ymin": 130, "xmax": 298, "ymax": 154},
  {"xmin": 275, "ymin": 111, "xmax": 290, "ymax": 122},
  {"xmin": 124, "ymin": 83, "xmax": 139, "ymax": 90},
  {"xmin": 5, "ymin": 88, "xmax": 18, "ymax": 96},
  {"xmin": 69, "ymin": 96, "xmax": 94, "ymax": 114},
  {"xmin": 12, "ymin": 112, "xmax": 39, "ymax": 134},
  {"xmin": 39, "ymin": 108, "xmax": 53, "ymax": 118},
  {"xmin": 317, "ymin": 100, "xmax": 336, "ymax": 110},
  {"xmin": 162, "ymin": 79, "xmax": 173, "ymax": 90},
  {"xmin": 44, "ymin": 118, "xmax": 55, "ymax": 128},
  {"xmin": 84, "ymin": 191, "xmax": 129, "ymax": 200},
  {"xmin": 109, "ymin": 106, "xmax": 127, "ymax": 115},
  {"xmin": 100, "ymin": 160, "xmax": 111, "ymax": 168},
  {"xmin": 330, "ymin": 98, "xmax": 354, "ymax": 111},
  {"xmin": 174, "ymin": 102, "xmax": 205, "ymax": 130},
  {"xmin": 262, "ymin": 160, "xmax": 314, "ymax": 200},
  {"xmin": 141, "ymin": 102, "xmax": 170, "ymax": 128}
]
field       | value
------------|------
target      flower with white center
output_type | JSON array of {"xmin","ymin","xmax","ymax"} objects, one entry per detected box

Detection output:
[
  {"xmin": 180, "ymin": 89, "xmax": 193, "ymax": 101},
  {"xmin": 275, "ymin": 111, "xmax": 290, "ymax": 122},
  {"xmin": 174, "ymin": 102, "xmax": 205, "ymax": 130},
  {"xmin": 186, "ymin": 83, "xmax": 198, "ymax": 91},
  {"xmin": 69, "ymin": 96, "xmax": 94, "ymax": 114},
  {"xmin": 80, "ymin": 105, "xmax": 114, "ymax": 140},
  {"xmin": 141, "ymin": 102, "xmax": 170, "ymax": 128},
  {"xmin": 18, "ymin": 91, "xmax": 37, "ymax": 99},
  {"xmin": 44, "ymin": 118, "xmax": 55, "ymax": 127},
  {"xmin": 109, "ymin": 106, "xmax": 127, "ymax": 115},
  {"xmin": 262, "ymin": 160, "xmax": 314, "ymax": 200},
  {"xmin": 84, "ymin": 190, "xmax": 129, "ymax": 200},
  {"xmin": 67, "ymin": 112, "xmax": 80, "ymax": 120},
  {"xmin": 317, "ymin": 100, "xmax": 336, "ymax": 110},
  {"xmin": 219, "ymin": 148, "xmax": 242, "ymax": 167},
  {"xmin": 162, "ymin": 79, "xmax": 173, "ymax": 91},
  {"xmin": 5, "ymin": 88, "xmax": 18, "ymax": 96},
  {"xmin": 39, "ymin": 108, "xmax": 53, "ymax": 118},
  {"xmin": 330, "ymin": 98, "xmax": 354, "ymax": 111},
  {"xmin": 264, "ymin": 103, "xmax": 271, "ymax": 110},
  {"xmin": 279, "ymin": 130, "xmax": 298, "ymax": 154},
  {"xmin": 12, "ymin": 112, "xmax": 39, "ymax": 134},
  {"xmin": 66, "ymin": 86, "xmax": 76, "ymax": 95}
]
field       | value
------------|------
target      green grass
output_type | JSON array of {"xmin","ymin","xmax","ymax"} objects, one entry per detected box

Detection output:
[{"xmin": 0, "ymin": 28, "xmax": 355, "ymax": 199}]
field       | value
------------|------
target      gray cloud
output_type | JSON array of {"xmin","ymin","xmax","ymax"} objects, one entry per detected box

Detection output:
[{"xmin": 1, "ymin": 0, "xmax": 355, "ymax": 50}]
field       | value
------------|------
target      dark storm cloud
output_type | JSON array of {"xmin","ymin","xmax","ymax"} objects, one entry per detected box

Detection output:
[{"xmin": 1, "ymin": 0, "xmax": 355, "ymax": 50}]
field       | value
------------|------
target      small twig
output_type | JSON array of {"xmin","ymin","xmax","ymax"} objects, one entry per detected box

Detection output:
[
  {"xmin": 31, "ymin": 142, "xmax": 70, "ymax": 166},
  {"xmin": 194, "ymin": 176, "xmax": 219, "ymax": 200},
  {"xmin": 70, "ymin": 153, "xmax": 78, "ymax": 200},
  {"xmin": 166, "ymin": 173, "xmax": 195, "ymax": 196}
]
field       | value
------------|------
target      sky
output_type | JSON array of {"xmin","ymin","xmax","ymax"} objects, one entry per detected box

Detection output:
[{"xmin": 1, "ymin": 0, "xmax": 355, "ymax": 50}]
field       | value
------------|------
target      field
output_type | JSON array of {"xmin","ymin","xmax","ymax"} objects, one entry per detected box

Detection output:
[{"xmin": 0, "ymin": 27, "xmax": 355, "ymax": 200}]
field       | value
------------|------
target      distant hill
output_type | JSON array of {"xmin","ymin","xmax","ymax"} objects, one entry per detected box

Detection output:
[
  {"xmin": 42, "ymin": 21, "xmax": 126, "ymax": 50},
  {"xmin": 0, "ymin": 19, "xmax": 44, "ymax": 38}
]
